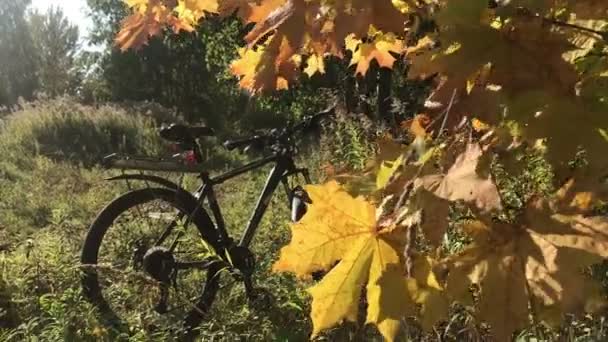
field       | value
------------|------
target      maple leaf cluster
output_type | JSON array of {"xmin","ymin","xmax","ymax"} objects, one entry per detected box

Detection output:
[
  {"xmin": 116, "ymin": 0, "xmax": 607, "ymax": 205},
  {"xmin": 407, "ymin": 0, "xmax": 608, "ymax": 208},
  {"xmin": 275, "ymin": 127, "xmax": 608, "ymax": 341},
  {"xmin": 117, "ymin": 0, "xmax": 413, "ymax": 92}
]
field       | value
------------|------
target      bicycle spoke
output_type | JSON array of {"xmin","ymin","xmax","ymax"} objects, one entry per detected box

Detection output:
[{"xmin": 90, "ymin": 195, "xmax": 217, "ymax": 327}]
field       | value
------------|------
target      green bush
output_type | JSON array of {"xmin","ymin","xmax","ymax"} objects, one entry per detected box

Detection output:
[
  {"xmin": 0, "ymin": 97, "xmax": 169, "ymax": 168},
  {"xmin": 319, "ymin": 111, "xmax": 376, "ymax": 172}
]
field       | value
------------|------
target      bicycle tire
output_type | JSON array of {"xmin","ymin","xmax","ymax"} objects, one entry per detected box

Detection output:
[{"xmin": 81, "ymin": 187, "xmax": 222, "ymax": 336}]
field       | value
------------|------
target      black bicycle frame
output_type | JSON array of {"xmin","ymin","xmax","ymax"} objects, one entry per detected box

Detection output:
[{"xmin": 192, "ymin": 153, "xmax": 310, "ymax": 249}]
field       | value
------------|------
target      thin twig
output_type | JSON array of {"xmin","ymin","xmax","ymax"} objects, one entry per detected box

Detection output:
[
  {"xmin": 392, "ymin": 89, "xmax": 456, "ymax": 212},
  {"xmin": 387, "ymin": 147, "xmax": 420, "ymax": 214},
  {"xmin": 546, "ymin": 18, "xmax": 608, "ymax": 41},
  {"xmin": 425, "ymin": 88, "xmax": 457, "ymax": 135},
  {"xmin": 517, "ymin": 7, "xmax": 608, "ymax": 42},
  {"xmin": 438, "ymin": 89, "xmax": 457, "ymax": 139}
]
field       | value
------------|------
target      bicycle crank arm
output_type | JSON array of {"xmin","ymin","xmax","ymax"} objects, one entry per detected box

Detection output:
[{"xmin": 155, "ymin": 284, "xmax": 170, "ymax": 314}]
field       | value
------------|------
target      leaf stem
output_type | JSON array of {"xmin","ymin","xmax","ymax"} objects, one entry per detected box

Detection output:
[
  {"xmin": 520, "ymin": 256, "xmax": 546, "ymax": 340},
  {"xmin": 545, "ymin": 18, "xmax": 608, "ymax": 42},
  {"xmin": 393, "ymin": 88, "xmax": 456, "ymax": 212},
  {"xmin": 437, "ymin": 89, "xmax": 457, "ymax": 139}
]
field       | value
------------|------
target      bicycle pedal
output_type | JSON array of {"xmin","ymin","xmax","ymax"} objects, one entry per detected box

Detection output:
[
  {"xmin": 154, "ymin": 284, "xmax": 170, "ymax": 314},
  {"xmin": 154, "ymin": 302, "xmax": 168, "ymax": 314}
]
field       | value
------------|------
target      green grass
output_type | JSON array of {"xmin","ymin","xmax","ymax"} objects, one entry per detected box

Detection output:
[
  {"xmin": 0, "ymin": 99, "xmax": 323, "ymax": 341},
  {"xmin": 0, "ymin": 162, "xmax": 319, "ymax": 341}
]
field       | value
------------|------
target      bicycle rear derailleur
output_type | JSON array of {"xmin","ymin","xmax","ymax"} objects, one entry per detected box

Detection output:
[
  {"xmin": 143, "ymin": 246, "xmax": 176, "ymax": 283},
  {"xmin": 141, "ymin": 246, "xmax": 177, "ymax": 314}
]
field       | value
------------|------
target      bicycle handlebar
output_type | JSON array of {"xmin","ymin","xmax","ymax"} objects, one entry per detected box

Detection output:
[{"xmin": 223, "ymin": 105, "xmax": 335, "ymax": 152}]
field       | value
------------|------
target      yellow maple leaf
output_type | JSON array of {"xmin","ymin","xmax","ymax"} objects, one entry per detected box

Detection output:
[
  {"xmin": 244, "ymin": 0, "xmax": 305, "ymax": 47},
  {"xmin": 115, "ymin": 12, "xmax": 165, "ymax": 50},
  {"xmin": 408, "ymin": 256, "xmax": 449, "ymax": 331},
  {"xmin": 230, "ymin": 47, "xmax": 263, "ymax": 90},
  {"xmin": 230, "ymin": 43, "xmax": 295, "ymax": 93},
  {"xmin": 413, "ymin": 189, "xmax": 450, "ymax": 248},
  {"xmin": 506, "ymin": 91, "xmax": 608, "ymax": 201},
  {"xmin": 274, "ymin": 181, "xmax": 424, "ymax": 341},
  {"xmin": 303, "ymin": 54, "xmax": 326, "ymax": 77},
  {"xmin": 174, "ymin": 0, "xmax": 219, "ymax": 28},
  {"xmin": 219, "ymin": 0, "xmax": 286, "ymax": 23},
  {"xmin": 116, "ymin": 0, "xmax": 411, "ymax": 90},
  {"xmin": 116, "ymin": 0, "xmax": 215, "ymax": 49},
  {"xmin": 349, "ymin": 32, "xmax": 405, "ymax": 75},
  {"xmin": 376, "ymin": 155, "xmax": 403, "ymax": 190},
  {"xmin": 407, "ymin": 0, "xmax": 581, "ymax": 127},
  {"xmin": 273, "ymin": 181, "xmax": 377, "ymax": 276}
]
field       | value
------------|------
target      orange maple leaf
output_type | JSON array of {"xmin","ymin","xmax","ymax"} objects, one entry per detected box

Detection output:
[{"xmin": 219, "ymin": 0, "xmax": 286, "ymax": 24}]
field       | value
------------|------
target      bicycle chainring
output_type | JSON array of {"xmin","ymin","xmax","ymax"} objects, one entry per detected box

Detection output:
[{"xmin": 227, "ymin": 246, "xmax": 255, "ymax": 276}]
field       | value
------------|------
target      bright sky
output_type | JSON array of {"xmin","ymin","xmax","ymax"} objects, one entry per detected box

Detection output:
[{"xmin": 30, "ymin": 0, "xmax": 94, "ymax": 48}]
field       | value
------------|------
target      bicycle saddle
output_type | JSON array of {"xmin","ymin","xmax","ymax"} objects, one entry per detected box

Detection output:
[{"xmin": 159, "ymin": 124, "xmax": 215, "ymax": 142}]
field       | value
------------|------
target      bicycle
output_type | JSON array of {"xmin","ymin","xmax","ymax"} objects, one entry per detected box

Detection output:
[{"xmin": 80, "ymin": 106, "xmax": 334, "ymax": 337}]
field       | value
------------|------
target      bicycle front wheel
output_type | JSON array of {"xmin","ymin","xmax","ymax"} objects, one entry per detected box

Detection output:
[{"xmin": 81, "ymin": 187, "xmax": 223, "ymax": 335}]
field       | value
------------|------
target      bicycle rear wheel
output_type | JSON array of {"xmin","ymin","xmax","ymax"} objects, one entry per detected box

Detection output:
[{"xmin": 81, "ymin": 187, "xmax": 223, "ymax": 336}]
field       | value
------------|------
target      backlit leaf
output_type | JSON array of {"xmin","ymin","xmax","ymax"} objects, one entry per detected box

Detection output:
[
  {"xmin": 348, "ymin": 32, "xmax": 405, "ymax": 76},
  {"xmin": 417, "ymin": 143, "xmax": 502, "ymax": 213},
  {"xmin": 440, "ymin": 199, "xmax": 608, "ymax": 341},
  {"xmin": 303, "ymin": 54, "xmax": 326, "ymax": 77},
  {"xmin": 274, "ymin": 181, "xmax": 423, "ymax": 340},
  {"xmin": 377, "ymin": 155, "xmax": 403, "ymax": 190}
]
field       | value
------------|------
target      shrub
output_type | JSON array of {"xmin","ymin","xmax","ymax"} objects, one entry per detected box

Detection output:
[{"xmin": 0, "ymin": 97, "xmax": 169, "ymax": 167}]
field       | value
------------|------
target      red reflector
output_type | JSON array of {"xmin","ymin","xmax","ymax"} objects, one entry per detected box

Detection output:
[{"xmin": 184, "ymin": 151, "xmax": 197, "ymax": 165}]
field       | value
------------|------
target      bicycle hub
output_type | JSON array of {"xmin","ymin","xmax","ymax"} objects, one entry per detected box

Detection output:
[{"xmin": 143, "ymin": 246, "xmax": 176, "ymax": 283}]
